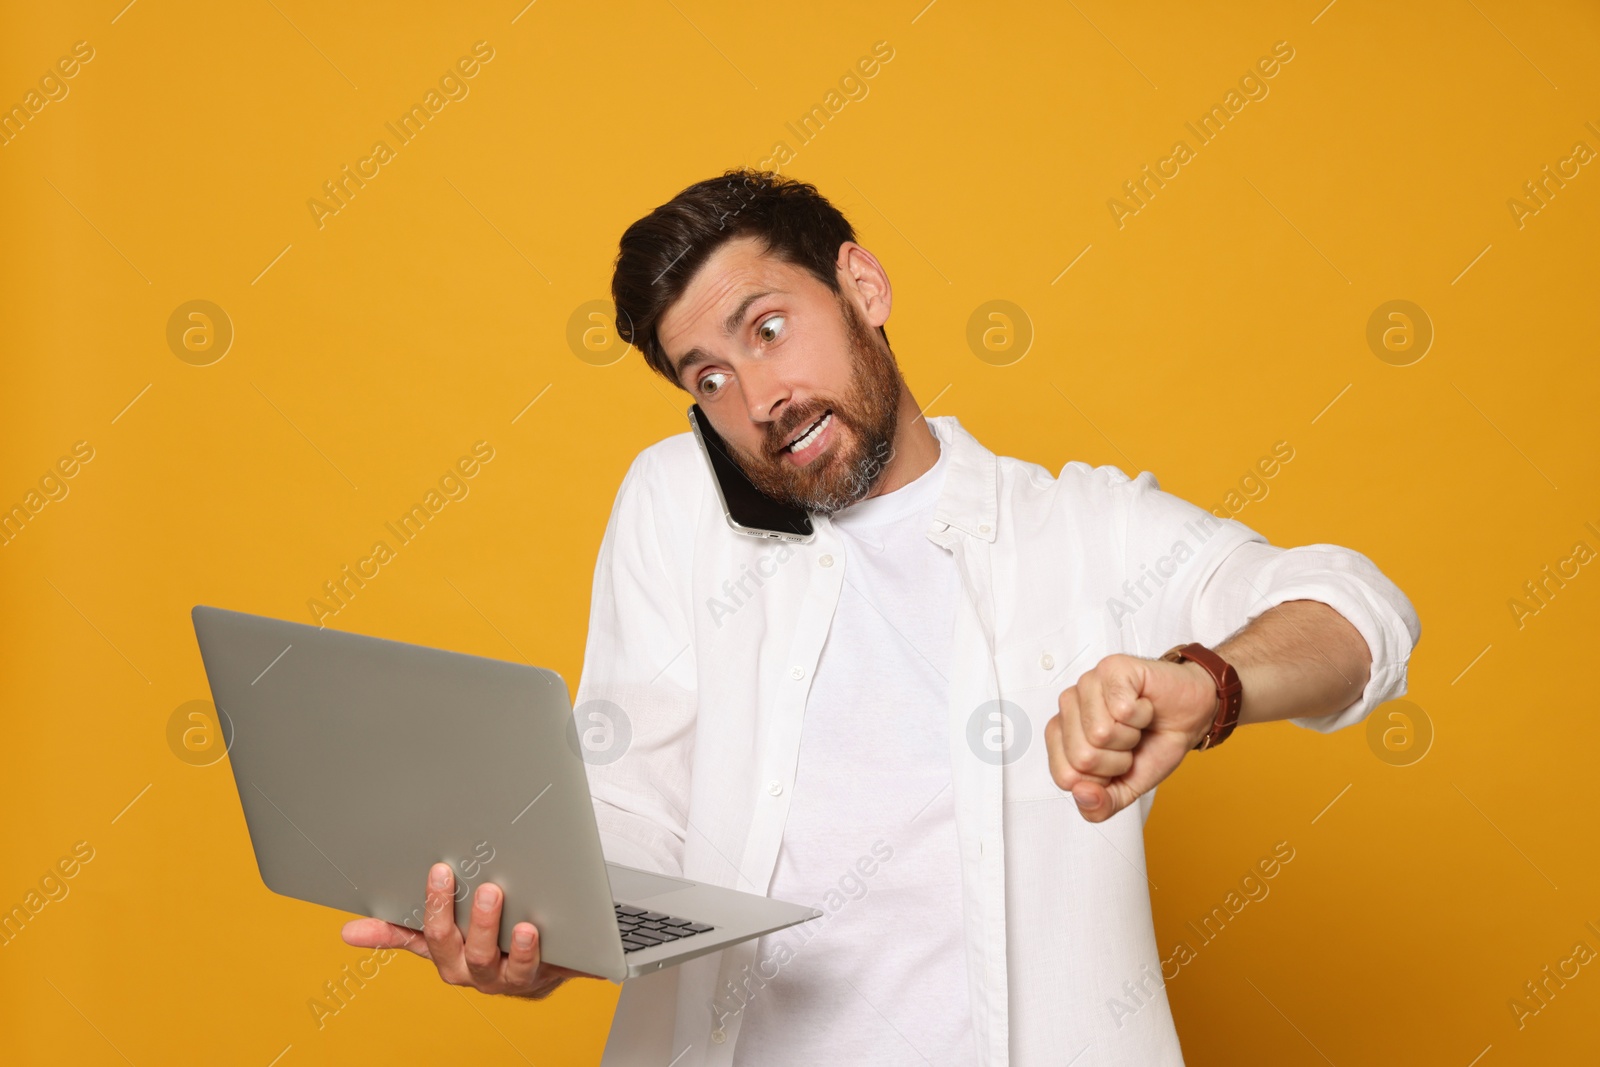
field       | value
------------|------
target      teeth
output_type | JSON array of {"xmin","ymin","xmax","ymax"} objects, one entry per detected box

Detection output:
[{"xmin": 788, "ymin": 412, "xmax": 831, "ymax": 453}]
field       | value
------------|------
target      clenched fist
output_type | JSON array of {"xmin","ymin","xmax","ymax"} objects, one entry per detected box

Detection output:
[{"xmin": 1044, "ymin": 652, "xmax": 1221, "ymax": 823}]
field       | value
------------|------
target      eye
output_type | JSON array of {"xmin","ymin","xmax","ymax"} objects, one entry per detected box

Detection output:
[
  {"xmin": 697, "ymin": 370, "xmax": 730, "ymax": 396},
  {"xmin": 756, "ymin": 314, "xmax": 786, "ymax": 344}
]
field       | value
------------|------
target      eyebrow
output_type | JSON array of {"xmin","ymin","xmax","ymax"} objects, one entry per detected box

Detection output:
[{"xmin": 669, "ymin": 288, "xmax": 782, "ymax": 384}]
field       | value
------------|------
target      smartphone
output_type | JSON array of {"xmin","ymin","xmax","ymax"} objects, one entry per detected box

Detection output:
[{"xmin": 687, "ymin": 404, "xmax": 816, "ymax": 543}]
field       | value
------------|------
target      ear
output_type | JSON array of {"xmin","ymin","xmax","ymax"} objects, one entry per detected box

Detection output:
[{"xmin": 835, "ymin": 241, "xmax": 892, "ymax": 330}]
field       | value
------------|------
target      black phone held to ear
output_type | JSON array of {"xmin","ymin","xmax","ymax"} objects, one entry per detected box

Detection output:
[{"xmin": 687, "ymin": 405, "xmax": 816, "ymax": 544}]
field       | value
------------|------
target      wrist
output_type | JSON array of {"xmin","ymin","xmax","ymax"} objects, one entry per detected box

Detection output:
[
  {"xmin": 1180, "ymin": 660, "xmax": 1219, "ymax": 746},
  {"xmin": 1160, "ymin": 642, "xmax": 1243, "ymax": 750}
]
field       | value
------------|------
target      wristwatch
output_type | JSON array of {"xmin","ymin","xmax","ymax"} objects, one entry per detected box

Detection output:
[{"xmin": 1160, "ymin": 642, "xmax": 1243, "ymax": 751}]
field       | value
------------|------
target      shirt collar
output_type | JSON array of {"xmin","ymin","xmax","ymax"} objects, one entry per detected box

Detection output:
[{"xmin": 926, "ymin": 415, "xmax": 998, "ymax": 543}]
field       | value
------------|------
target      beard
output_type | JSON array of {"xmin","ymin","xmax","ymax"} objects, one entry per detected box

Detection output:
[{"xmin": 727, "ymin": 293, "xmax": 903, "ymax": 516}]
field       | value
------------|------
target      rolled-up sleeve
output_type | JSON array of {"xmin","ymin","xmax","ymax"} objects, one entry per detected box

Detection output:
[
  {"xmin": 573, "ymin": 447, "xmax": 700, "ymax": 875},
  {"xmin": 1114, "ymin": 468, "xmax": 1421, "ymax": 733},
  {"xmin": 1190, "ymin": 538, "xmax": 1421, "ymax": 732}
]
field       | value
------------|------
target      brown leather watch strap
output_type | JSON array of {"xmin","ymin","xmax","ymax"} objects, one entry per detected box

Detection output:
[{"xmin": 1160, "ymin": 642, "xmax": 1243, "ymax": 750}]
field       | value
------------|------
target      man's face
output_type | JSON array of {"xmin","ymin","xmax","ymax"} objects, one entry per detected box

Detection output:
[{"xmin": 657, "ymin": 235, "xmax": 902, "ymax": 514}]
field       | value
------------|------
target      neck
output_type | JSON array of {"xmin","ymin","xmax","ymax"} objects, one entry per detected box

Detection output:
[{"xmin": 862, "ymin": 386, "xmax": 940, "ymax": 499}]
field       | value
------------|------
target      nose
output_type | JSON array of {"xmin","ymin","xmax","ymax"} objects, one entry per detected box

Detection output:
[{"xmin": 741, "ymin": 360, "xmax": 790, "ymax": 428}]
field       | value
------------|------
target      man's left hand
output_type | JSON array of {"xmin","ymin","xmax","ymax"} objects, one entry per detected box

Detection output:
[{"xmin": 1044, "ymin": 653, "xmax": 1220, "ymax": 823}]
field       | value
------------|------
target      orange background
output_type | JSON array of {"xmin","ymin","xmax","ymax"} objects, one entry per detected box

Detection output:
[{"xmin": 2, "ymin": 1, "xmax": 1597, "ymax": 1064}]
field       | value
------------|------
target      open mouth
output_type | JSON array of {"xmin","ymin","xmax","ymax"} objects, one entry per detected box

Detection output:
[{"xmin": 782, "ymin": 410, "xmax": 832, "ymax": 454}]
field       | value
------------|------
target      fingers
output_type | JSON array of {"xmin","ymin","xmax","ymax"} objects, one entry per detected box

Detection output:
[
  {"xmin": 1100, "ymin": 728, "xmax": 1195, "ymax": 812},
  {"xmin": 1064, "ymin": 713, "xmax": 1202, "ymax": 824},
  {"xmin": 1045, "ymin": 710, "xmax": 1107, "ymax": 796},
  {"xmin": 351, "ymin": 867, "xmax": 601, "ymax": 998},
  {"xmin": 1056, "ymin": 679, "xmax": 1135, "ymax": 781},
  {"xmin": 1077, "ymin": 666, "xmax": 1151, "ymax": 749},
  {"xmin": 463, "ymin": 883, "xmax": 506, "ymax": 986},
  {"xmin": 1070, "ymin": 780, "xmax": 1116, "ymax": 821},
  {"xmin": 501, "ymin": 922, "xmax": 542, "ymax": 989},
  {"xmin": 1080, "ymin": 739, "xmax": 1175, "ymax": 823},
  {"xmin": 342, "ymin": 917, "xmax": 432, "ymax": 958},
  {"xmin": 422, "ymin": 862, "xmax": 467, "ymax": 981},
  {"xmin": 1085, "ymin": 704, "xmax": 1146, "ymax": 752},
  {"xmin": 1049, "ymin": 657, "xmax": 1166, "ymax": 824}
]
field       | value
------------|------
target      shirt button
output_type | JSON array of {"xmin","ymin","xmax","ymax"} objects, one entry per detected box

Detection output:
[
  {"xmin": 819, "ymin": 554, "xmax": 834, "ymax": 567},
  {"xmin": 711, "ymin": 1028, "xmax": 727, "ymax": 1044},
  {"xmin": 789, "ymin": 666, "xmax": 804, "ymax": 680},
  {"xmin": 1040, "ymin": 653, "xmax": 1054, "ymax": 670},
  {"xmin": 767, "ymin": 781, "xmax": 783, "ymax": 796},
  {"xmin": 979, "ymin": 523, "xmax": 992, "ymax": 534}
]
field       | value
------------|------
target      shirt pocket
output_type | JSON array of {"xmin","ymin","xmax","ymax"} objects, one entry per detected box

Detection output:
[{"xmin": 990, "ymin": 614, "xmax": 1107, "ymax": 803}]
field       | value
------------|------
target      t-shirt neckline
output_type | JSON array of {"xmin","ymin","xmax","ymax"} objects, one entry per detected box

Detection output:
[{"xmin": 829, "ymin": 424, "xmax": 948, "ymax": 529}]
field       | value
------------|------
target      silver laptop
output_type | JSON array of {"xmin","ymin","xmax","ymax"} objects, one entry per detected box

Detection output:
[{"xmin": 190, "ymin": 605, "xmax": 821, "ymax": 983}]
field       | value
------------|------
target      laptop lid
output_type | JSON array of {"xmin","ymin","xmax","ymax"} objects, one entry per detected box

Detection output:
[{"xmin": 190, "ymin": 605, "xmax": 630, "ymax": 982}]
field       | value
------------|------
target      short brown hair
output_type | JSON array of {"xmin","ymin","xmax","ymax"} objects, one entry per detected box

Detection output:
[{"xmin": 610, "ymin": 167, "xmax": 888, "ymax": 383}]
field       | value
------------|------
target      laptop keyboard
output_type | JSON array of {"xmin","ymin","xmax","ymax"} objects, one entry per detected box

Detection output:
[{"xmin": 615, "ymin": 903, "xmax": 715, "ymax": 953}]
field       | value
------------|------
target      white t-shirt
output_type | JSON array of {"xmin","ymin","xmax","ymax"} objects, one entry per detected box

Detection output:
[{"xmin": 732, "ymin": 429, "xmax": 977, "ymax": 1066}]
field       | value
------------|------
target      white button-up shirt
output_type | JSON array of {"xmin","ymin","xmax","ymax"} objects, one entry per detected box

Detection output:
[{"xmin": 578, "ymin": 415, "xmax": 1420, "ymax": 1066}]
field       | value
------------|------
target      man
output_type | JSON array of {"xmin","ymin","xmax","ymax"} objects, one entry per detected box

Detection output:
[{"xmin": 343, "ymin": 169, "xmax": 1420, "ymax": 1065}]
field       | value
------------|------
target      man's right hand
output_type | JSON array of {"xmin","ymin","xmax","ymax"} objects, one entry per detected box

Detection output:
[{"xmin": 341, "ymin": 862, "xmax": 601, "ymax": 999}]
